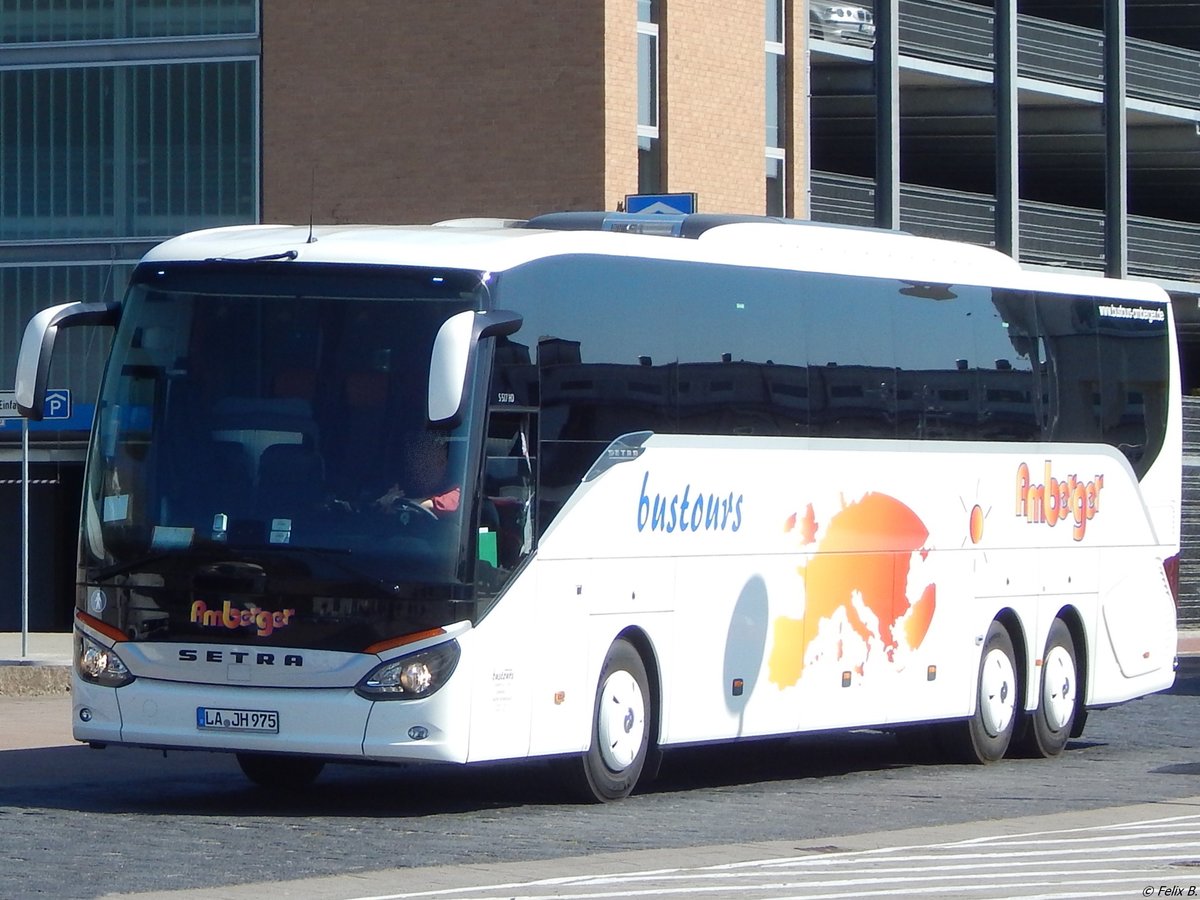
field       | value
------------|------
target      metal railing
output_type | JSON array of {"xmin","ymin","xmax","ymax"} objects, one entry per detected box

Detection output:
[
  {"xmin": 1018, "ymin": 200, "xmax": 1105, "ymax": 270},
  {"xmin": 898, "ymin": 0, "xmax": 993, "ymax": 66},
  {"xmin": 810, "ymin": 171, "xmax": 1200, "ymax": 281},
  {"xmin": 1017, "ymin": 14, "xmax": 1103, "ymax": 89},
  {"xmin": 1128, "ymin": 38, "xmax": 1200, "ymax": 109},
  {"xmin": 896, "ymin": 0, "xmax": 1200, "ymax": 109}
]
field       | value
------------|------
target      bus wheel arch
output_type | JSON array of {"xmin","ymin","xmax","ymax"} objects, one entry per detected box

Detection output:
[
  {"xmin": 1063, "ymin": 609, "xmax": 1089, "ymax": 738},
  {"xmin": 567, "ymin": 630, "xmax": 661, "ymax": 802}
]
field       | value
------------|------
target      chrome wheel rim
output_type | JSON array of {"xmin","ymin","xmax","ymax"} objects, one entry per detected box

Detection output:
[
  {"xmin": 980, "ymin": 646, "xmax": 1016, "ymax": 737},
  {"xmin": 597, "ymin": 669, "xmax": 646, "ymax": 772},
  {"xmin": 1042, "ymin": 645, "xmax": 1075, "ymax": 732}
]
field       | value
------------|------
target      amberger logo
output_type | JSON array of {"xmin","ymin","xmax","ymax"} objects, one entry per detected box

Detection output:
[
  {"xmin": 190, "ymin": 600, "xmax": 297, "ymax": 638},
  {"xmin": 1014, "ymin": 461, "xmax": 1104, "ymax": 541}
]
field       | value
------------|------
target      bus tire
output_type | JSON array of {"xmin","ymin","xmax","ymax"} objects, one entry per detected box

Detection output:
[
  {"xmin": 236, "ymin": 752, "xmax": 325, "ymax": 789},
  {"xmin": 945, "ymin": 621, "xmax": 1019, "ymax": 764},
  {"xmin": 568, "ymin": 639, "xmax": 652, "ymax": 803},
  {"xmin": 1018, "ymin": 619, "xmax": 1078, "ymax": 758}
]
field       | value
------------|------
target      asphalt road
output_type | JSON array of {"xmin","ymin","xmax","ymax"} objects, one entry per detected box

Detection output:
[{"xmin": 2, "ymin": 661, "xmax": 1198, "ymax": 899}]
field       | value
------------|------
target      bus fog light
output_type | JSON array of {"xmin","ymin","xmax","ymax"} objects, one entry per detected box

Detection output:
[
  {"xmin": 357, "ymin": 640, "xmax": 460, "ymax": 700},
  {"xmin": 76, "ymin": 632, "xmax": 135, "ymax": 688}
]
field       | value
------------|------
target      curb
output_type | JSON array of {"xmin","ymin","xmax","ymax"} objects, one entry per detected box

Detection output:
[{"xmin": 0, "ymin": 662, "xmax": 71, "ymax": 697}]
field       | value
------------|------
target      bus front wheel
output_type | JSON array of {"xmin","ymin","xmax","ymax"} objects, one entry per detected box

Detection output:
[
  {"xmin": 945, "ymin": 621, "xmax": 1019, "ymax": 764},
  {"xmin": 566, "ymin": 639, "xmax": 653, "ymax": 802},
  {"xmin": 236, "ymin": 752, "xmax": 325, "ymax": 789}
]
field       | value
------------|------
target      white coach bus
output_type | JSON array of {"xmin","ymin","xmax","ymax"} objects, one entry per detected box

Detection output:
[{"xmin": 17, "ymin": 211, "xmax": 1180, "ymax": 800}]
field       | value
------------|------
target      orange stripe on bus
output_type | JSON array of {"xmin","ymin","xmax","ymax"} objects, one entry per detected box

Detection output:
[
  {"xmin": 364, "ymin": 627, "xmax": 446, "ymax": 655},
  {"xmin": 76, "ymin": 609, "xmax": 126, "ymax": 643}
]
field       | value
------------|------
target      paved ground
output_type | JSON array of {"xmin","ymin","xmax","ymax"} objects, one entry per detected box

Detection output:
[
  {"xmin": 4, "ymin": 636, "xmax": 1199, "ymax": 899},
  {"xmin": 91, "ymin": 798, "xmax": 1200, "ymax": 900}
]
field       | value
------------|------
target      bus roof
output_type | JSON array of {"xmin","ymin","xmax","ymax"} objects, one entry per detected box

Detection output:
[{"xmin": 140, "ymin": 215, "xmax": 1169, "ymax": 303}]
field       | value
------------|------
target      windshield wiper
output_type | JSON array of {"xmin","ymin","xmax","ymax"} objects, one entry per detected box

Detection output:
[
  {"xmin": 229, "ymin": 544, "xmax": 409, "ymax": 595},
  {"xmin": 205, "ymin": 250, "xmax": 298, "ymax": 263},
  {"xmin": 89, "ymin": 552, "xmax": 177, "ymax": 582},
  {"xmin": 86, "ymin": 542, "xmax": 345, "ymax": 583},
  {"xmin": 90, "ymin": 543, "xmax": 416, "ymax": 598}
]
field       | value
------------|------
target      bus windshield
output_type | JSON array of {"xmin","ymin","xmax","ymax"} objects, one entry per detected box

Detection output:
[{"xmin": 82, "ymin": 262, "xmax": 486, "ymax": 642}]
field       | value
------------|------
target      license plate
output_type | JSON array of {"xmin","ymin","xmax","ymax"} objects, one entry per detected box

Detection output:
[{"xmin": 196, "ymin": 706, "xmax": 279, "ymax": 734}]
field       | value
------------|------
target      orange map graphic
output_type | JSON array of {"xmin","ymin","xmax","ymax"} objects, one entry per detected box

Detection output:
[{"xmin": 770, "ymin": 492, "xmax": 937, "ymax": 687}]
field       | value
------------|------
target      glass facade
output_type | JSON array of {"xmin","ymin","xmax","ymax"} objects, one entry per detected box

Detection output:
[
  {"xmin": 0, "ymin": 0, "xmax": 256, "ymax": 42},
  {"xmin": 0, "ymin": 0, "xmax": 260, "ymax": 434},
  {"xmin": 1, "ymin": 62, "xmax": 257, "ymax": 242},
  {"xmin": 0, "ymin": 264, "xmax": 124, "ymax": 400}
]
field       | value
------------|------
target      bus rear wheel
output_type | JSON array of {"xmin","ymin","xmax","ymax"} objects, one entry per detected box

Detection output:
[
  {"xmin": 236, "ymin": 752, "xmax": 325, "ymax": 789},
  {"xmin": 944, "ymin": 621, "xmax": 1019, "ymax": 764},
  {"xmin": 565, "ymin": 639, "xmax": 653, "ymax": 802},
  {"xmin": 1017, "ymin": 619, "xmax": 1078, "ymax": 758}
]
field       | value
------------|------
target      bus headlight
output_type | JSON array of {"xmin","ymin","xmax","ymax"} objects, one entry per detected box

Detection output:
[
  {"xmin": 356, "ymin": 640, "xmax": 460, "ymax": 700},
  {"xmin": 76, "ymin": 632, "xmax": 135, "ymax": 687}
]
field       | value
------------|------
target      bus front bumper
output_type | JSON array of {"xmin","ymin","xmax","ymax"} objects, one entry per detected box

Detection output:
[{"xmin": 71, "ymin": 674, "xmax": 471, "ymax": 764}]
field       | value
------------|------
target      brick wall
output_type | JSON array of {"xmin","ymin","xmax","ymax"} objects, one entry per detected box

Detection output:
[
  {"xmin": 262, "ymin": 1, "xmax": 614, "ymax": 224},
  {"xmin": 662, "ymin": 0, "xmax": 764, "ymax": 215},
  {"xmin": 261, "ymin": 1, "xmax": 799, "ymax": 225},
  {"xmin": 604, "ymin": 0, "xmax": 640, "ymax": 210}
]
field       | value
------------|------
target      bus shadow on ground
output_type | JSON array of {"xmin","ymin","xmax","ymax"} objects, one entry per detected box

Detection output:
[
  {"xmin": 0, "ymin": 727, "xmax": 1012, "ymax": 818},
  {"xmin": 1152, "ymin": 762, "xmax": 1200, "ymax": 775}
]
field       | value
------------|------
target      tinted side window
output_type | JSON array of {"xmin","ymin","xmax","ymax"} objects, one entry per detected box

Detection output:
[
  {"xmin": 801, "ymin": 273, "xmax": 898, "ymax": 438},
  {"xmin": 672, "ymin": 265, "xmax": 810, "ymax": 437},
  {"xmin": 494, "ymin": 257, "xmax": 1171, "ymax": 533},
  {"xmin": 1037, "ymin": 293, "xmax": 1169, "ymax": 476},
  {"xmin": 1095, "ymin": 306, "xmax": 1169, "ymax": 476},
  {"xmin": 892, "ymin": 284, "xmax": 1040, "ymax": 441},
  {"xmin": 494, "ymin": 257, "xmax": 679, "ymax": 528},
  {"xmin": 1038, "ymin": 295, "xmax": 1102, "ymax": 444}
]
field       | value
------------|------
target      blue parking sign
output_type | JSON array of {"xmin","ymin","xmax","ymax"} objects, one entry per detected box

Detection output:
[
  {"xmin": 43, "ymin": 389, "xmax": 71, "ymax": 420},
  {"xmin": 624, "ymin": 193, "xmax": 697, "ymax": 215}
]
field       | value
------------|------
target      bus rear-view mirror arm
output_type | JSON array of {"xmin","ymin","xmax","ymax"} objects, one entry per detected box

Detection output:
[
  {"xmin": 16, "ymin": 301, "xmax": 121, "ymax": 419},
  {"xmin": 428, "ymin": 309, "xmax": 523, "ymax": 427}
]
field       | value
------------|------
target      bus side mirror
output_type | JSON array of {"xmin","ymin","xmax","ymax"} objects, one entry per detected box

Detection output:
[
  {"xmin": 16, "ymin": 301, "xmax": 120, "ymax": 419},
  {"xmin": 428, "ymin": 309, "xmax": 523, "ymax": 427}
]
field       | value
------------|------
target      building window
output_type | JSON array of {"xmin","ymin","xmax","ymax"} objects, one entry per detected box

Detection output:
[
  {"xmin": 766, "ymin": 0, "xmax": 787, "ymax": 215},
  {"xmin": 766, "ymin": 152, "xmax": 786, "ymax": 216},
  {"xmin": 767, "ymin": 0, "xmax": 784, "ymax": 45},
  {"xmin": 638, "ymin": 0, "xmax": 661, "ymax": 193}
]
